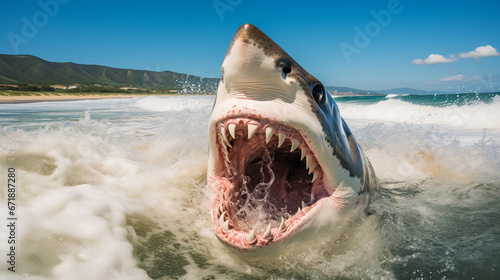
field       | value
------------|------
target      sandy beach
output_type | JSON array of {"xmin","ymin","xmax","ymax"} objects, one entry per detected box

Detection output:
[{"xmin": 0, "ymin": 92, "xmax": 173, "ymax": 104}]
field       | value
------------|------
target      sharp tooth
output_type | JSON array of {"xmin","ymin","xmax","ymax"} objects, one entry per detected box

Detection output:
[
  {"xmin": 278, "ymin": 132, "xmax": 286, "ymax": 148},
  {"xmin": 302, "ymin": 201, "xmax": 307, "ymax": 209},
  {"xmin": 222, "ymin": 142, "xmax": 229, "ymax": 153},
  {"xmin": 220, "ymin": 126, "xmax": 228, "ymax": 143},
  {"xmin": 219, "ymin": 204, "xmax": 224, "ymax": 215},
  {"xmin": 228, "ymin": 123, "xmax": 236, "ymax": 139},
  {"xmin": 247, "ymin": 229, "xmax": 256, "ymax": 243},
  {"xmin": 222, "ymin": 220, "xmax": 230, "ymax": 233},
  {"xmin": 310, "ymin": 193, "xmax": 315, "ymax": 202},
  {"xmin": 297, "ymin": 207, "xmax": 302, "ymax": 215},
  {"xmin": 263, "ymin": 223, "xmax": 273, "ymax": 239},
  {"xmin": 219, "ymin": 211, "xmax": 226, "ymax": 225},
  {"xmin": 247, "ymin": 124, "xmax": 259, "ymax": 139},
  {"xmin": 278, "ymin": 217, "xmax": 286, "ymax": 232},
  {"xmin": 265, "ymin": 126, "xmax": 274, "ymax": 143},
  {"xmin": 312, "ymin": 171, "xmax": 318, "ymax": 183},
  {"xmin": 308, "ymin": 164, "xmax": 315, "ymax": 175},
  {"xmin": 290, "ymin": 139, "xmax": 299, "ymax": 152},
  {"xmin": 306, "ymin": 155, "xmax": 312, "ymax": 169},
  {"xmin": 300, "ymin": 147, "xmax": 307, "ymax": 161},
  {"xmin": 222, "ymin": 128, "xmax": 233, "ymax": 147}
]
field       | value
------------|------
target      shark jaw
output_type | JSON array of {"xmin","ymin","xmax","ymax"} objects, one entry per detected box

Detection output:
[
  {"xmin": 209, "ymin": 116, "xmax": 331, "ymax": 251},
  {"xmin": 207, "ymin": 24, "xmax": 375, "ymax": 253}
]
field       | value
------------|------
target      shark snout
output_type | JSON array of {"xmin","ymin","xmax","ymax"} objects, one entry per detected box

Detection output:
[{"xmin": 221, "ymin": 25, "xmax": 299, "ymax": 102}]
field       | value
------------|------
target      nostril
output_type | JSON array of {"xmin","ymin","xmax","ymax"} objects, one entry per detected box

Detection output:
[
  {"xmin": 282, "ymin": 66, "xmax": 291, "ymax": 80},
  {"xmin": 278, "ymin": 59, "xmax": 292, "ymax": 80}
]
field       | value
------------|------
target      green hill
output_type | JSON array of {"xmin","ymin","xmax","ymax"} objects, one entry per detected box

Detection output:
[{"xmin": 0, "ymin": 54, "xmax": 219, "ymax": 93}]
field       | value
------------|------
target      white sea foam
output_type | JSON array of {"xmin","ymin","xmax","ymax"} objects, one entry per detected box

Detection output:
[
  {"xmin": 339, "ymin": 98, "xmax": 500, "ymax": 131},
  {"xmin": 0, "ymin": 99, "xmax": 213, "ymax": 279},
  {"xmin": 337, "ymin": 97, "xmax": 500, "ymax": 182}
]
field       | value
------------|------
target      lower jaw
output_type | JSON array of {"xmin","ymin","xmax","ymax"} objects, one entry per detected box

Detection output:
[
  {"xmin": 212, "ymin": 218, "xmax": 314, "ymax": 255},
  {"xmin": 210, "ymin": 187, "xmax": 323, "ymax": 252}
]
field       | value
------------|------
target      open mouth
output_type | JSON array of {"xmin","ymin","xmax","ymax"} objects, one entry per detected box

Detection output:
[{"xmin": 210, "ymin": 117, "xmax": 330, "ymax": 250}]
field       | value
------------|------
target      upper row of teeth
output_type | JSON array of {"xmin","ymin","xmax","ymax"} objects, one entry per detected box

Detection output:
[{"xmin": 219, "ymin": 122, "xmax": 319, "ymax": 182}]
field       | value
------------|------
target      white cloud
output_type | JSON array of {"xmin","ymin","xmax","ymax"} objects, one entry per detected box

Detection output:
[
  {"xmin": 440, "ymin": 74, "xmax": 464, "ymax": 82},
  {"xmin": 412, "ymin": 45, "xmax": 499, "ymax": 65},
  {"xmin": 459, "ymin": 45, "xmax": 500, "ymax": 59},
  {"xmin": 411, "ymin": 54, "xmax": 457, "ymax": 65}
]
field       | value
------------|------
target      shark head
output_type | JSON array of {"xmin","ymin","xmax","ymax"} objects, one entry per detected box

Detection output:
[{"xmin": 208, "ymin": 24, "xmax": 378, "ymax": 253}]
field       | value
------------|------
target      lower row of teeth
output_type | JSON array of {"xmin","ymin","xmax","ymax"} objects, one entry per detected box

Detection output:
[{"xmin": 217, "ymin": 194, "xmax": 315, "ymax": 243}]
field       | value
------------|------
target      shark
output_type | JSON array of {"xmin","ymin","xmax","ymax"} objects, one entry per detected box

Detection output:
[{"xmin": 207, "ymin": 24, "xmax": 379, "ymax": 253}]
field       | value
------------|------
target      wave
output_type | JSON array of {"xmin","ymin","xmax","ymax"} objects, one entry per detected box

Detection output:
[
  {"xmin": 0, "ymin": 109, "xmax": 210, "ymax": 279},
  {"xmin": 339, "ymin": 95, "xmax": 500, "ymax": 131},
  {"xmin": 385, "ymin": 94, "xmax": 399, "ymax": 98},
  {"xmin": 335, "ymin": 92, "xmax": 500, "ymax": 107}
]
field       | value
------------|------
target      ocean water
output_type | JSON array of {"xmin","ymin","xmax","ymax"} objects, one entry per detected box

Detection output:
[{"xmin": 0, "ymin": 93, "xmax": 499, "ymax": 279}]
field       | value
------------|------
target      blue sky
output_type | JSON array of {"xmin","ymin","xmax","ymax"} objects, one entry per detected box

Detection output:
[{"xmin": 1, "ymin": 0, "xmax": 499, "ymax": 92}]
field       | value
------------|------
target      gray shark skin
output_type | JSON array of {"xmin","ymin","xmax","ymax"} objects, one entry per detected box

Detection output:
[{"xmin": 207, "ymin": 24, "xmax": 378, "ymax": 254}]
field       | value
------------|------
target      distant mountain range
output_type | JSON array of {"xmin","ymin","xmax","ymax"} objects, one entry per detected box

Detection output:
[
  {"xmin": 0, "ymin": 54, "xmax": 447, "ymax": 95},
  {"xmin": 0, "ymin": 54, "xmax": 219, "ymax": 94}
]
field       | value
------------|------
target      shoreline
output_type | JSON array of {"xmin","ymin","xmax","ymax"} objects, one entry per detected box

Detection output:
[{"xmin": 0, "ymin": 92, "xmax": 185, "ymax": 104}]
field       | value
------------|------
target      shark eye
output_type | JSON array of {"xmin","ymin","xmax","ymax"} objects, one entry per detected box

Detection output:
[{"xmin": 312, "ymin": 84, "xmax": 325, "ymax": 103}]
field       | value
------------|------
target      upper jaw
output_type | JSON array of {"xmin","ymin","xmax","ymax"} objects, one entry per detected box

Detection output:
[{"xmin": 216, "ymin": 117, "xmax": 322, "ymax": 183}]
